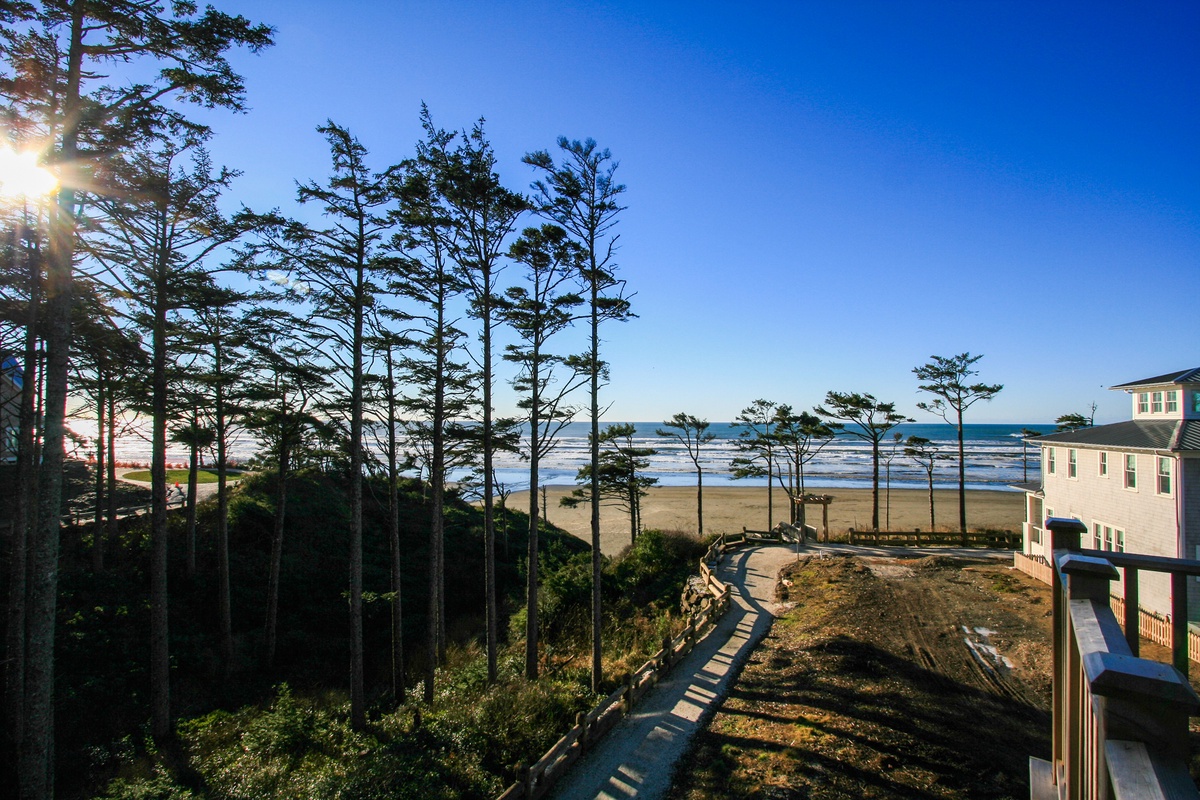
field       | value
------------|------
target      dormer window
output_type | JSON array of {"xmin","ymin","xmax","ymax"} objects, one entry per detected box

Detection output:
[
  {"xmin": 1194, "ymin": 391, "xmax": 1200, "ymax": 413},
  {"xmin": 1152, "ymin": 391, "xmax": 1163, "ymax": 413},
  {"xmin": 1138, "ymin": 392, "xmax": 1149, "ymax": 413},
  {"xmin": 1166, "ymin": 390, "xmax": 1178, "ymax": 413}
]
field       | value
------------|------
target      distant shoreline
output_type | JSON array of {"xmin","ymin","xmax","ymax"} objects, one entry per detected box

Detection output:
[{"xmin": 509, "ymin": 484, "xmax": 1027, "ymax": 557}]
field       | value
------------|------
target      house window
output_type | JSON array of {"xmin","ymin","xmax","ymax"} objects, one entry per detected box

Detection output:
[
  {"xmin": 1098, "ymin": 452, "xmax": 1108, "ymax": 477},
  {"xmin": 1152, "ymin": 392, "xmax": 1163, "ymax": 413},
  {"xmin": 1166, "ymin": 390, "xmax": 1178, "ymax": 413},
  {"xmin": 1068, "ymin": 449, "xmax": 1077, "ymax": 478},
  {"xmin": 1116, "ymin": 529, "xmax": 1125, "ymax": 553},
  {"xmin": 1104, "ymin": 526, "xmax": 1114, "ymax": 551},
  {"xmin": 1194, "ymin": 391, "xmax": 1200, "ymax": 413},
  {"xmin": 1157, "ymin": 457, "xmax": 1172, "ymax": 495},
  {"xmin": 1047, "ymin": 448, "xmax": 1056, "ymax": 475},
  {"xmin": 1091, "ymin": 523, "xmax": 1102, "ymax": 550},
  {"xmin": 1124, "ymin": 454, "xmax": 1137, "ymax": 489},
  {"xmin": 1138, "ymin": 392, "xmax": 1149, "ymax": 413}
]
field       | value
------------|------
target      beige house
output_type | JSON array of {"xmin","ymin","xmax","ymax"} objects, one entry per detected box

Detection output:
[{"xmin": 1019, "ymin": 368, "xmax": 1200, "ymax": 620}]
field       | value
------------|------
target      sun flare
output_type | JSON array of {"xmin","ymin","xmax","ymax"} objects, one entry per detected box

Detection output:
[{"xmin": 0, "ymin": 147, "xmax": 57, "ymax": 199}]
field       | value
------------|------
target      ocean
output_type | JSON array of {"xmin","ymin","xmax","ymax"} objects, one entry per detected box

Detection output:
[{"xmin": 76, "ymin": 419, "xmax": 1046, "ymax": 494}]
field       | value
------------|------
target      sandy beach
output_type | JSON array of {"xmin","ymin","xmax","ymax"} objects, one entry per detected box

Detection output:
[{"xmin": 513, "ymin": 484, "xmax": 1026, "ymax": 556}]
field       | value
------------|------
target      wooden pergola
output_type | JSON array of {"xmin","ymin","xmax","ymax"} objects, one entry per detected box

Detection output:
[{"xmin": 793, "ymin": 494, "xmax": 834, "ymax": 542}]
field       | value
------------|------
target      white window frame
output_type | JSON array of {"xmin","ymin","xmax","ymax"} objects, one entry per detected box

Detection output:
[
  {"xmin": 1098, "ymin": 451, "xmax": 1108, "ymax": 477},
  {"xmin": 1157, "ymin": 457, "xmax": 1172, "ymax": 496},
  {"xmin": 1152, "ymin": 391, "xmax": 1163, "ymax": 413},
  {"xmin": 1047, "ymin": 447, "xmax": 1056, "ymax": 475},
  {"xmin": 1166, "ymin": 390, "xmax": 1178, "ymax": 413},
  {"xmin": 1124, "ymin": 454, "xmax": 1137, "ymax": 490},
  {"xmin": 1067, "ymin": 449, "xmax": 1078, "ymax": 479},
  {"xmin": 1138, "ymin": 392, "xmax": 1149, "ymax": 413}
]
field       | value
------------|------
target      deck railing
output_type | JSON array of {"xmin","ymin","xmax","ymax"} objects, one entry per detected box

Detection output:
[{"xmin": 1030, "ymin": 518, "xmax": 1200, "ymax": 800}]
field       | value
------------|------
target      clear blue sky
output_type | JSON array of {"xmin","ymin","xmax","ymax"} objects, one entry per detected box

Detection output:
[{"xmin": 191, "ymin": 0, "xmax": 1200, "ymax": 425}]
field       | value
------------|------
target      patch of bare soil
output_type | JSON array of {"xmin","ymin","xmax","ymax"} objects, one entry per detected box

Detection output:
[{"xmin": 667, "ymin": 554, "xmax": 1055, "ymax": 800}]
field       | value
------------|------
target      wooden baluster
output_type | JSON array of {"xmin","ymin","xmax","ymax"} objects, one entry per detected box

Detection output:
[{"xmin": 1123, "ymin": 566, "xmax": 1139, "ymax": 658}]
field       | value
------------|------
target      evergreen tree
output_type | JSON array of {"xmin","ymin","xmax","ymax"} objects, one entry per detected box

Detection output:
[
  {"xmin": 656, "ymin": 413, "xmax": 715, "ymax": 535},
  {"xmin": 913, "ymin": 352, "xmax": 1002, "ymax": 539},
  {"xmin": 389, "ymin": 112, "xmax": 474, "ymax": 704},
  {"xmin": 903, "ymin": 435, "xmax": 944, "ymax": 531},
  {"xmin": 815, "ymin": 392, "xmax": 912, "ymax": 532},
  {"xmin": 525, "ymin": 138, "xmax": 631, "ymax": 692},
  {"xmin": 252, "ymin": 122, "xmax": 392, "ymax": 728},
  {"xmin": 83, "ymin": 132, "xmax": 254, "ymax": 740},
  {"xmin": 442, "ymin": 117, "xmax": 526, "ymax": 682},
  {"xmin": 563, "ymin": 423, "xmax": 658, "ymax": 546},
  {"xmin": 0, "ymin": 5, "xmax": 270, "ymax": 786},
  {"xmin": 769, "ymin": 406, "xmax": 836, "ymax": 526},
  {"xmin": 730, "ymin": 399, "xmax": 779, "ymax": 530},
  {"xmin": 500, "ymin": 223, "xmax": 586, "ymax": 678}
]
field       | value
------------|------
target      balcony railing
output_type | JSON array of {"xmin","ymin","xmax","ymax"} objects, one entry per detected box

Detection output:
[{"xmin": 1031, "ymin": 518, "xmax": 1199, "ymax": 800}]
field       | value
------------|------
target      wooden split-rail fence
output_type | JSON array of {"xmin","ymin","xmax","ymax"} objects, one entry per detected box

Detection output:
[
  {"xmin": 494, "ymin": 529, "xmax": 795, "ymax": 800},
  {"xmin": 1030, "ymin": 518, "xmax": 1200, "ymax": 800},
  {"xmin": 847, "ymin": 528, "xmax": 1020, "ymax": 548}
]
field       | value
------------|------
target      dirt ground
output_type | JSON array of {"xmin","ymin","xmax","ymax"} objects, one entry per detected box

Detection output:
[{"xmin": 666, "ymin": 554, "xmax": 1056, "ymax": 800}]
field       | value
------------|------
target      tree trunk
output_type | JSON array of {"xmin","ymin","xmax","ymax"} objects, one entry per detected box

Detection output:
[
  {"xmin": 870, "ymin": 437, "xmax": 880, "ymax": 532},
  {"xmin": 348, "ymin": 291, "xmax": 365, "ymax": 729},
  {"xmin": 184, "ymin": 413, "xmax": 198, "ymax": 578},
  {"xmin": 927, "ymin": 469, "xmax": 935, "ymax": 531},
  {"xmin": 148, "ymin": 240, "xmax": 171, "ymax": 742},
  {"xmin": 386, "ymin": 352, "xmax": 404, "ymax": 704},
  {"xmin": 215, "ymin": 341, "xmax": 233, "ymax": 677},
  {"xmin": 956, "ymin": 414, "xmax": 966, "ymax": 545},
  {"xmin": 105, "ymin": 390, "xmax": 118, "ymax": 559},
  {"xmin": 482, "ymin": 300, "xmax": 497, "ymax": 684},
  {"xmin": 696, "ymin": 467, "xmax": 704, "ymax": 535},
  {"xmin": 589, "ymin": 278, "xmax": 602, "ymax": 694},
  {"xmin": 92, "ymin": 375, "xmax": 105, "ymax": 572},
  {"xmin": 5, "ymin": 223, "xmax": 38, "ymax": 791},
  {"xmin": 263, "ymin": 443, "xmax": 289, "ymax": 669}
]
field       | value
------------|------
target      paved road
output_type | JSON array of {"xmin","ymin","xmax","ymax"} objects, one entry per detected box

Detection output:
[{"xmin": 549, "ymin": 544, "xmax": 798, "ymax": 800}]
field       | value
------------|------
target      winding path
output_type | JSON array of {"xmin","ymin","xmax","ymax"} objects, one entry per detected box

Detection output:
[{"xmin": 549, "ymin": 543, "xmax": 799, "ymax": 800}]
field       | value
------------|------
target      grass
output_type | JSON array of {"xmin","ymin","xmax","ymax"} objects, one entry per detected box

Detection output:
[{"xmin": 122, "ymin": 469, "xmax": 240, "ymax": 484}]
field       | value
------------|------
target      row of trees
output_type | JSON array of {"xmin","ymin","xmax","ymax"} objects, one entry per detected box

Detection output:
[
  {"xmin": 623, "ymin": 354, "xmax": 1004, "ymax": 542},
  {"xmin": 0, "ymin": 4, "xmax": 633, "ymax": 796}
]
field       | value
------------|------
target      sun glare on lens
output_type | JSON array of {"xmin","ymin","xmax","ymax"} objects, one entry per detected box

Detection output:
[{"xmin": 0, "ymin": 148, "xmax": 57, "ymax": 199}]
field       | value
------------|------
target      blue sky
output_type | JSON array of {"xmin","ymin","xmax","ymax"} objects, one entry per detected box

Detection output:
[{"xmin": 190, "ymin": 0, "xmax": 1199, "ymax": 424}]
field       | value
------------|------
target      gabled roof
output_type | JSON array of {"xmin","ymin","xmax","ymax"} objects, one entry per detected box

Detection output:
[
  {"xmin": 1032, "ymin": 420, "xmax": 1182, "ymax": 451},
  {"xmin": 1110, "ymin": 368, "xmax": 1200, "ymax": 390}
]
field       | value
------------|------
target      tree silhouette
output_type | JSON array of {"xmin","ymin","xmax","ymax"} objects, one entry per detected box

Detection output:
[
  {"xmin": 815, "ymin": 391, "xmax": 912, "ymax": 532},
  {"xmin": 913, "ymin": 353, "xmax": 1002, "ymax": 538},
  {"xmin": 656, "ymin": 413, "xmax": 716, "ymax": 534}
]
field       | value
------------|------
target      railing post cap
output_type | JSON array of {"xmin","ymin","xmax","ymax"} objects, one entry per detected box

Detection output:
[
  {"xmin": 1084, "ymin": 651, "xmax": 1200, "ymax": 711},
  {"xmin": 1056, "ymin": 553, "xmax": 1120, "ymax": 581},
  {"xmin": 1045, "ymin": 517, "xmax": 1087, "ymax": 534}
]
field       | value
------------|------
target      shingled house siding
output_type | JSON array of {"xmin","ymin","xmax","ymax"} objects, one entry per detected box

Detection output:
[
  {"xmin": 1042, "ymin": 448, "xmax": 1180, "ymax": 617},
  {"xmin": 1186, "ymin": 458, "xmax": 1200, "ymax": 620}
]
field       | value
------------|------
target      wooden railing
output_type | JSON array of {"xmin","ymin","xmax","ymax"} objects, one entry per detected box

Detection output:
[
  {"xmin": 848, "ymin": 528, "xmax": 1019, "ymax": 548},
  {"xmin": 1030, "ymin": 518, "xmax": 1200, "ymax": 800},
  {"xmin": 496, "ymin": 533, "xmax": 753, "ymax": 800},
  {"xmin": 1015, "ymin": 547, "xmax": 1200, "ymax": 670}
]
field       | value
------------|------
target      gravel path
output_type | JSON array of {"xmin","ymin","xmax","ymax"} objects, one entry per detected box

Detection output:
[{"xmin": 549, "ymin": 543, "xmax": 799, "ymax": 800}]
